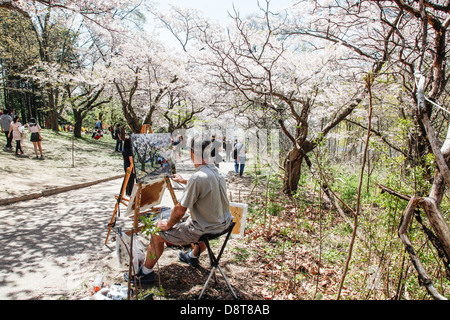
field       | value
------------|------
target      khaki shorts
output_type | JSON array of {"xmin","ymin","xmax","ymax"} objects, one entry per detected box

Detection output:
[{"xmin": 159, "ymin": 218, "xmax": 203, "ymax": 246}]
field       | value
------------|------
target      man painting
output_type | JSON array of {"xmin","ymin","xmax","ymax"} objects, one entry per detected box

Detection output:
[{"xmin": 125, "ymin": 137, "xmax": 233, "ymax": 284}]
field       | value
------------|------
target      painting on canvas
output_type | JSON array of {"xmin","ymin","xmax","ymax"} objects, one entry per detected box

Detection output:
[{"xmin": 131, "ymin": 133, "xmax": 176, "ymax": 184}]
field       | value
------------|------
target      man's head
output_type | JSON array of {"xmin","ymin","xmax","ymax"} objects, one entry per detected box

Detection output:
[{"xmin": 189, "ymin": 137, "xmax": 211, "ymax": 165}]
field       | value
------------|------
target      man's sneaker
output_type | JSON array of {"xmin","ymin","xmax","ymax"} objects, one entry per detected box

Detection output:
[
  {"xmin": 178, "ymin": 250, "xmax": 199, "ymax": 267},
  {"xmin": 124, "ymin": 269, "xmax": 155, "ymax": 285}
]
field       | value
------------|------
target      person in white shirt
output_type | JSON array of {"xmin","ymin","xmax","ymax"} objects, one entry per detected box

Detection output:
[
  {"xmin": 234, "ymin": 139, "xmax": 246, "ymax": 177},
  {"xmin": 8, "ymin": 115, "xmax": 24, "ymax": 155},
  {"xmin": 28, "ymin": 118, "xmax": 44, "ymax": 159}
]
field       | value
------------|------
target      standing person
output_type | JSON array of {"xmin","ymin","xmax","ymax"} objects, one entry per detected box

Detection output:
[
  {"xmin": 125, "ymin": 137, "xmax": 233, "ymax": 284},
  {"xmin": 225, "ymin": 137, "xmax": 232, "ymax": 162},
  {"xmin": 28, "ymin": 118, "xmax": 44, "ymax": 159},
  {"xmin": 210, "ymin": 135, "xmax": 222, "ymax": 168},
  {"xmin": 122, "ymin": 137, "xmax": 135, "ymax": 196},
  {"xmin": 115, "ymin": 124, "xmax": 123, "ymax": 152},
  {"xmin": 233, "ymin": 139, "xmax": 238, "ymax": 172},
  {"xmin": 234, "ymin": 139, "xmax": 246, "ymax": 177},
  {"xmin": 0, "ymin": 109, "xmax": 13, "ymax": 150},
  {"xmin": 222, "ymin": 137, "xmax": 227, "ymax": 161},
  {"xmin": 172, "ymin": 135, "xmax": 183, "ymax": 160},
  {"xmin": 8, "ymin": 115, "xmax": 24, "ymax": 155}
]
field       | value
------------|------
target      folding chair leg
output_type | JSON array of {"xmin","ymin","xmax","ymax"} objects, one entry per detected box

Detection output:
[
  {"xmin": 199, "ymin": 267, "xmax": 217, "ymax": 299},
  {"xmin": 198, "ymin": 222, "xmax": 239, "ymax": 300},
  {"xmin": 199, "ymin": 266, "xmax": 238, "ymax": 300},
  {"xmin": 217, "ymin": 265, "xmax": 238, "ymax": 299}
]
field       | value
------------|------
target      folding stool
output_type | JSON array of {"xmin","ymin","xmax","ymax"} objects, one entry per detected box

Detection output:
[{"xmin": 198, "ymin": 221, "xmax": 239, "ymax": 299}]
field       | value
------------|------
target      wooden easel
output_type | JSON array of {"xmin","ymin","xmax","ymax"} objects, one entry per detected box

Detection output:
[
  {"xmin": 105, "ymin": 162, "xmax": 134, "ymax": 245},
  {"xmin": 104, "ymin": 124, "xmax": 178, "ymax": 245},
  {"xmin": 124, "ymin": 124, "xmax": 179, "ymax": 298},
  {"xmin": 124, "ymin": 174, "xmax": 179, "ymax": 299},
  {"xmin": 140, "ymin": 124, "xmax": 152, "ymax": 134}
]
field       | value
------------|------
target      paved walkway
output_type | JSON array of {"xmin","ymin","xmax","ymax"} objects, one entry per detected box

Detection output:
[{"xmin": 0, "ymin": 181, "xmax": 119, "ymax": 299}]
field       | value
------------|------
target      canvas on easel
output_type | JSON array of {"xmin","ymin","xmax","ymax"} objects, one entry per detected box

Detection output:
[
  {"xmin": 125, "ymin": 132, "xmax": 178, "ymax": 216},
  {"xmin": 125, "ymin": 178, "xmax": 167, "ymax": 217},
  {"xmin": 131, "ymin": 133, "xmax": 176, "ymax": 184}
]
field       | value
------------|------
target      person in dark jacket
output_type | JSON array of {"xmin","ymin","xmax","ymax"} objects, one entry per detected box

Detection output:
[
  {"xmin": 122, "ymin": 137, "xmax": 135, "ymax": 196},
  {"xmin": 115, "ymin": 124, "xmax": 123, "ymax": 152}
]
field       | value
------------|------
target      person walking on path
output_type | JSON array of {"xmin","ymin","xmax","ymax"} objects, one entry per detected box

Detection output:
[
  {"xmin": 122, "ymin": 137, "xmax": 135, "ymax": 196},
  {"xmin": 8, "ymin": 115, "xmax": 24, "ymax": 155},
  {"xmin": 234, "ymin": 139, "xmax": 246, "ymax": 177},
  {"xmin": 224, "ymin": 137, "xmax": 232, "ymax": 162},
  {"xmin": 0, "ymin": 109, "xmax": 12, "ymax": 150},
  {"xmin": 28, "ymin": 117, "xmax": 44, "ymax": 159},
  {"xmin": 211, "ymin": 135, "xmax": 222, "ymax": 168},
  {"xmin": 115, "ymin": 124, "xmax": 123, "ymax": 152}
]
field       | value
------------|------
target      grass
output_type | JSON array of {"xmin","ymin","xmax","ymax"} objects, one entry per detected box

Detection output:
[{"xmin": 0, "ymin": 129, "xmax": 124, "ymax": 199}]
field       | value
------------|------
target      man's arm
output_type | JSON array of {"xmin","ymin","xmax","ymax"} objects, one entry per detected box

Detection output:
[
  {"xmin": 172, "ymin": 174, "xmax": 187, "ymax": 185},
  {"xmin": 157, "ymin": 203, "xmax": 187, "ymax": 231}
]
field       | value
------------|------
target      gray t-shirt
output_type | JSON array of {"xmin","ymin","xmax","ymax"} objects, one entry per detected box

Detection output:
[
  {"xmin": 180, "ymin": 164, "xmax": 233, "ymax": 234},
  {"xmin": 0, "ymin": 114, "xmax": 12, "ymax": 131},
  {"xmin": 235, "ymin": 142, "xmax": 246, "ymax": 164}
]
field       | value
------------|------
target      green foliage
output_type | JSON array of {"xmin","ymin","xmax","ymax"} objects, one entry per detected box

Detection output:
[
  {"xmin": 139, "ymin": 215, "xmax": 160, "ymax": 261},
  {"xmin": 232, "ymin": 247, "xmax": 251, "ymax": 262},
  {"xmin": 139, "ymin": 215, "xmax": 160, "ymax": 238},
  {"xmin": 331, "ymin": 171, "xmax": 368, "ymax": 208}
]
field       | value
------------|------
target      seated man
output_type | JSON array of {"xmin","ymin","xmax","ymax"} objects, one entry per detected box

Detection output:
[{"xmin": 125, "ymin": 137, "xmax": 233, "ymax": 284}]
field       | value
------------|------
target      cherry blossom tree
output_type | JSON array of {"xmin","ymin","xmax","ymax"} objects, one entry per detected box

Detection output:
[
  {"xmin": 0, "ymin": 0, "xmax": 144, "ymax": 28},
  {"xmin": 108, "ymin": 29, "xmax": 216, "ymax": 134},
  {"xmin": 1, "ymin": 0, "xmax": 145, "ymax": 131},
  {"xmin": 183, "ymin": 4, "xmax": 364, "ymax": 195}
]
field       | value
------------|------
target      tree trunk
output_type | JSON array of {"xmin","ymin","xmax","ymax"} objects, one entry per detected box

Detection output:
[
  {"xmin": 45, "ymin": 88, "xmax": 59, "ymax": 132},
  {"xmin": 47, "ymin": 107, "xmax": 59, "ymax": 132},
  {"xmin": 123, "ymin": 102, "xmax": 141, "ymax": 133},
  {"xmin": 73, "ymin": 109, "xmax": 83, "ymax": 138},
  {"xmin": 114, "ymin": 79, "xmax": 141, "ymax": 133},
  {"xmin": 282, "ymin": 148, "xmax": 303, "ymax": 195}
]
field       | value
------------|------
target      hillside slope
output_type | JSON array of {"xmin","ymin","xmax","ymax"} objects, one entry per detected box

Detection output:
[{"xmin": 1, "ymin": 130, "xmax": 123, "ymax": 200}]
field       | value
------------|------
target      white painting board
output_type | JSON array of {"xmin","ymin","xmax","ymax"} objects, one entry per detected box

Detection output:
[{"xmin": 229, "ymin": 202, "xmax": 248, "ymax": 238}]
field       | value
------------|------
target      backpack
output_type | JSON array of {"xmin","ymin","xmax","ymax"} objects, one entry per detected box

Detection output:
[{"xmin": 233, "ymin": 144, "xmax": 243, "ymax": 159}]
